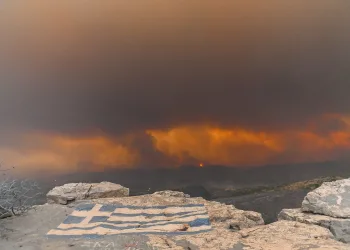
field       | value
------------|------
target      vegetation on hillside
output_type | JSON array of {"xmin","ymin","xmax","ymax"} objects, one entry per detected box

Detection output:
[{"xmin": 211, "ymin": 176, "xmax": 343, "ymax": 199}]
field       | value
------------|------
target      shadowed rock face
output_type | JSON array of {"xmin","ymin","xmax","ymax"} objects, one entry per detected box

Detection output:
[
  {"xmin": 302, "ymin": 179, "xmax": 350, "ymax": 218},
  {"xmin": 214, "ymin": 189, "xmax": 309, "ymax": 224}
]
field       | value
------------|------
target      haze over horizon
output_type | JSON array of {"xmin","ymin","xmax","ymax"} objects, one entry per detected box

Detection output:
[{"xmin": 1, "ymin": 1, "xmax": 350, "ymax": 175}]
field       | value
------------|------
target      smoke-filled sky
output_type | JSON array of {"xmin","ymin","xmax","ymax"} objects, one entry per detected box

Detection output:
[{"xmin": 1, "ymin": 1, "xmax": 350, "ymax": 174}]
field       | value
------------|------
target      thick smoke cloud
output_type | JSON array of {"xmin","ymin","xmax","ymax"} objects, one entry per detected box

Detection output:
[
  {"xmin": 1, "ymin": 1, "xmax": 350, "ymax": 172},
  {"xmin": 0, "ymin": 1, "xmax": 350, "ymax": 135}
]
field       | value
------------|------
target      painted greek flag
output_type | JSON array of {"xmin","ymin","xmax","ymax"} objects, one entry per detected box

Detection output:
[{"xmin": 47, "ymin": 203, "xmax": 211, "ymax": 237}]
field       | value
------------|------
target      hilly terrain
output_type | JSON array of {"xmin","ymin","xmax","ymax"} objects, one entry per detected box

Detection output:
[{"xmin": 30, "ymin": 161, "xmax": 350, "ymax": 223}]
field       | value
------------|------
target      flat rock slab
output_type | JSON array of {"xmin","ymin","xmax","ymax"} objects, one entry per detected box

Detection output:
[
  {"xmin": 47, "ymin": 182, "xmax": 129, "ymax": 205},
  {"xmin": 279, "ymin": 208, "xmax": 350, "ymax": 243},
  {"xmin": 47, "ymin": 203, "xmax": 211, "ymax": 237},
  {"xmin": 302, "ymin": 178, "xmax": 350, "ymax": 218}
]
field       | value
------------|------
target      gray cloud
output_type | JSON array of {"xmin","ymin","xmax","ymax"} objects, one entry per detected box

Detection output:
[{"xmin": 1, "ymin": 1, "xmax": 350, "ymax": 136}]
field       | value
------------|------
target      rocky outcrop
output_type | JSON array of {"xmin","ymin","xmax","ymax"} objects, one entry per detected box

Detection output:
[
  {"xmin": 279, "ymin": 178, "xmax": 350, "ymax": 244},
  {"xmin": 92, "ymin": 190, "xmax": 264, "ymax": 231},
  {"xmin": 3, "ymin": 202, "xmax": 348, "ymax": 250},
  {"xmin": 2, "ymin": 186, "xmax": 350, "ymax": 249},
  {"xmin": 137, "ymin": 193, "xmax": 346, "ymax": 248},
  {"xmin": 302, "ymin": 178, "xmax": 350, "ymax": 218},
  {"xmin": 148, "ymin": 221, "xmax": 348, "ymax": 250},
  {"xmin": 46, "ymin": 182, "xmax": 129, "ymax": 205},
  {"xmin": 279, "ymin": 208, "xmax": 350, "ymax": 243}
]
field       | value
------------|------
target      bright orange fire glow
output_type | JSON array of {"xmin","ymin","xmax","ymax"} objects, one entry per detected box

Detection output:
[
  {"xmin": 147, "ymin": 117, "xmax": 350, "ymax": 167},
  {"xmin": 1, "ymin": 115, "xmax": 350, "ymax": 174},
  {"xmin": 147, "ymin": 126, "xmax": 285, "ymax": 166},
  {"xmin": 0, "ymin": 134, "xmax": 138, "ymax": 173}
]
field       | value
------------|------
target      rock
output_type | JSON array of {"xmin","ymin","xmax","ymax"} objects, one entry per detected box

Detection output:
[
  {"xmin": 150, "ymin": 190, "xmax": 264, "ymax": 231},
  {"xmin": 147, "ymin": 221, "xmax": 348, "ymax": 249},
  {"xmin": 92, "ymin": 192, "xmax": 264, "ymax": 231},
  {"xmin": 205, "ymin": 200, "xmax": 264, "ymax": 230},
  {"xmin": 153, "ymin": 190, "xmax": 190, "ymax": 198},
  {"xmin": 302, "ymin": 178, "xmax": 350, "ymax": 218},
  {"xmin": 90, "ymin": 193, "xmax": 266, "ymax": 249},
  {"xmin": 0, "ymin": 207, "xmax": 12, "ymax": 219},
  {"xmin": 2, "ymin": 188, "xmax": 350, "ymax": 249},
  {"xmin": 278, "ymin": 178, "xmax": 350, "ymax": 244},
  {"xmin": 279, "ymin": 208, "xmax": 350, "ymax": 243},
  {"xmin": 47, "ymin": 182, "xmax": 129, "ymax": 205}
]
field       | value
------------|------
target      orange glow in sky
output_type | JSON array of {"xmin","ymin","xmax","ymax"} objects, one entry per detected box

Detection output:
[
  {"xmin": 1, "ymin": 116, "xmax": 350, "ymax": 174},
  {"xmin": 1, "ymin": 1, "xmax": 350, "ymax": 175}
]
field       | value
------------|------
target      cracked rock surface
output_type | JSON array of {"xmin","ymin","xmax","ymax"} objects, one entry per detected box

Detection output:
[
  {"xmin": 1, "ymin": 186, "xmax": 349, "ymax": 249},
  {"xmin": 279, "ymin": 208, "xmax": 350, "ymax": 243},
  {"xmin": 46, "ymin": 182, "xmax": 129, "ymax": 205},
  {"xmin": 302, "ymin": 179, "xmax": 350, "ymax": 218}
]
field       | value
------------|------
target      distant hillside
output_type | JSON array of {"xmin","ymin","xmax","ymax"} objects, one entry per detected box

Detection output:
[
  {"xmin": 210, "ymin": 176, "xmax": 343, "ymax": 199},
  {"xmin": 42, "ymin": 160, "xmax": 350, "ymax": 192},
  {"xmin": 213, "ymin": 176, "xmax": 345, "ymax": 223},
  {"xmin": 32, "ymin": 161, "xmax": 350, "ymax": 223}
]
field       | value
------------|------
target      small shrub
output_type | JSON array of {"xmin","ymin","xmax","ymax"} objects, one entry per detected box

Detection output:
[{"xmin": 0, "ymin": 164, "xmax": 42, "ymax": 218}]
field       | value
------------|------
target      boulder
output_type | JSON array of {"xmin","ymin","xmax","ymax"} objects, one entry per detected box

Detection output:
[
  {"xmin": 47, "ymin": 182, "xmax": 129, "ymax": 205},
  {"xmin": 279, "ymin": 208, "xmax": 350, "ymax": 243},
  {"xmin": 302, "ymin": 178, "xmax": 350, "ymax": 218}
]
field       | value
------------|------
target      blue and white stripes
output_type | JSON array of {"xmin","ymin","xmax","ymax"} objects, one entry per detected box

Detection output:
[{"xmin": 47, "ymin": 203, "xmax": 211, "ymax": 237}]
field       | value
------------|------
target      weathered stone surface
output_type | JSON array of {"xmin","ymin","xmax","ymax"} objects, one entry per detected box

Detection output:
[
  {"xmin": 0, "ymin": 207, "xmax": 11, "ymax": 219},
  {"xmin": 279, "ymin": 208, "xmax": 350, "ymax": 243},
  {"xmin": 153, "ymin": 190, "xmax": 191, "ymax": 198},
  {"xmin": 302, "ymin": 178, "xmax": 350, "ymax": 218},
  {"xmin": 46, "ymin": 182, "xmax": 129, "ymax": 205},
  {"xmin": 92, "ymin": 192, "xmax": 264, "ymax": 231},
  {"xmin": 2, "ymin": 192, "xmax": 349, "ymax": 249},
  {"xmin": 148, "ymin": 221, "xmax": 348, "ymax": 250}
]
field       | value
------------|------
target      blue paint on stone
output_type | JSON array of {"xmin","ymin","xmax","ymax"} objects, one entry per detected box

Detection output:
[
  {"xmin": 63, "ymin": 215, "xmax": 86, "ymax": 224},
  {"xmin": 189, "ymin": 218, "xmax": 210, "ymax": 227},
  {"xmin": 48, "ymin": 203, "xmax": 212, "ymax": 238},
  {"xmin": 75, "ymin": 203, "xmax": 95, "ymax": 211},
  {"xmin": 111, "ymin": 211, "xmax": 196, "ymax": 217},
  {"xmin": 55, "ymin": 216, "xmax": 211, "ymax": 231},
  {"xmin": 47, "ymin": 228, "xmax": 212, "ymax": 238},
  {"xmin": 100, "ymin": 204, "xmax": 204, "ymax": 210},
  {"xmin": 106, "ymin": 212, "xmax": 209, "ymax": 225},
  {"xmin": 99, "ymin": 204, "xmax": 117, "ymax": 212},
  {"xmin": 89, "ymin": 216, "xmax": 109, "ymax": 223}
]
